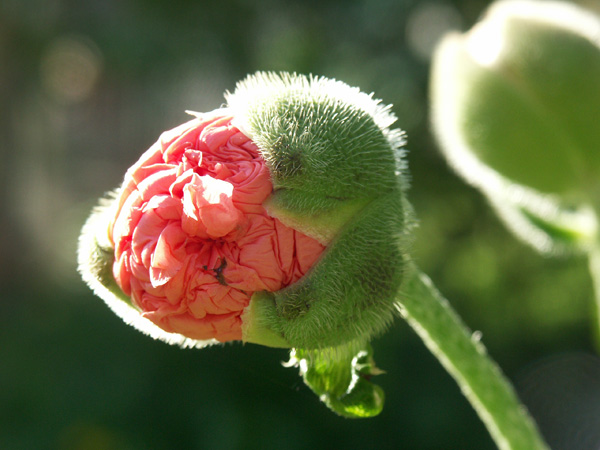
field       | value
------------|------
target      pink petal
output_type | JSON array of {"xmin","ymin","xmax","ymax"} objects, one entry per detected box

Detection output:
[
  {"xmin": 109, "ymin": 114, "xmax": 326, "ymax": 343},
  {"xmin": 149, "ymin": 222, "xmax": 186, "ymax": 287}
]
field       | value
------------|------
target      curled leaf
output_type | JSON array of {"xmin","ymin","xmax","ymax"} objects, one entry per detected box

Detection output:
[{"xmin": 288, "ymin": 341, "xmax": 385, "ymax": 418}]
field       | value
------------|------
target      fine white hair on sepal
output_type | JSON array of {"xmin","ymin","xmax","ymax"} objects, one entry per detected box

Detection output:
[
  {"xmin": 225, "ymin": 71, "xmax": 407, "ymax": 167},
  {"xmin": 77, "ymin": 195, "xmax": 219, "ymax": 349}
]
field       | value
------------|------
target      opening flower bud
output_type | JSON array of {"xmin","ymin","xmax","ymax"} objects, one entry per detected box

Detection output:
[
  {"xmin": 431, "ymin": 0, "xmax": 600, "ymax": 253},
  {"xmin": 107, "ymin": 112, "xmax": 327, "ymax": 344},
  {"xmin": 79, "ymin": 72, "xmax": 409, "ymax": 351}
]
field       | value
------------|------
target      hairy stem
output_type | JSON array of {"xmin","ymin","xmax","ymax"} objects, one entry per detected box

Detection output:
[{"xmin": 397, "ymin": 268, "xmax": 549, "ymax": 450}]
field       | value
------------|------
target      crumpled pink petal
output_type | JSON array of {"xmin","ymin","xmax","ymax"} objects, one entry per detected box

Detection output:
[
  {"xmin": 181, "ymin": 172, "xmax": 242, "ymax": 239},
  {"xmin": 110, "ymin": 113, "xmax": 325, "ymax": 342}
]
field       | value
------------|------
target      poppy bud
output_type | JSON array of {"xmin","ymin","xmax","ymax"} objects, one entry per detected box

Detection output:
[
  {"xmin": 78, "ymin": 72, "xmax": 409, "ymax": 417},
  {"xmin": 431, "ymin": 0, "xmax": 600, "ymax": 253}
]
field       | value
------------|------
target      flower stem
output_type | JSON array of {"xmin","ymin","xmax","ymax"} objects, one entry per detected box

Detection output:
[
  {"xmin": 587, "ymin": 245, "xmax": 600, "ymax": 348},
  {"xmin": 397, "ymin": 267, "xmax": 549, "ymax": 450}
]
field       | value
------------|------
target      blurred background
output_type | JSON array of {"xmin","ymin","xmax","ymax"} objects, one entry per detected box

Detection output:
[{"xmin": 2, "ymin": 0, "xmax": 600, "ymax": 448}]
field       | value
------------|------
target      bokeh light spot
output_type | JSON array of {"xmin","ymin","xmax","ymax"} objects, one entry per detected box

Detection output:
[
  {"xmin": 406, "ymin": 2, "xmax": 462, "ymax": 61},
  {"xmin": 40, "ymin": 35, "xmax": 102, "ymax": 104}
]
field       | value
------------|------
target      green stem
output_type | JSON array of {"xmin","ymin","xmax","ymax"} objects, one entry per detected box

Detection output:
[
  {"xmin": 587, "ymin": 245, "xmax": 600, "ymax": 348},
  {"xmin": 398, "ymin": 267, "xmax": 549, "ymax": 450}
]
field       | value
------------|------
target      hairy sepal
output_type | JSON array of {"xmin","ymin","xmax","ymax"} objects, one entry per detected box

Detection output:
[
  {"xmin": 227, "ymin": 72, "xmax": 407, "ymax": 222},
  {"xmin": 243, "ymin": 190, "xmax": 412, "ymax": 349}
]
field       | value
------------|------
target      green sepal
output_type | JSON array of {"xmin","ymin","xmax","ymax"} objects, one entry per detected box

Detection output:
[
  {"xmin": 78, "ymin": 195, "xmax": 134, "ymax": 307},
  {"xmin": 287, "ymin": 341, "xmax": 385, "ymax": 418},
  {"xmin": 226, "ymin": 72, "xmax": 407, "ymax": 225},
  {"xmin": 241, "ymin": 292, "xmax": 291, "ymax": 348}
]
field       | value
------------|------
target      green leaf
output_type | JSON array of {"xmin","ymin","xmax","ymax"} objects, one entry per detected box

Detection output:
[{"xmin": 288, "ymin": 341, "xmax": 385, "ymax": 418}]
